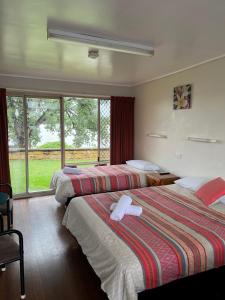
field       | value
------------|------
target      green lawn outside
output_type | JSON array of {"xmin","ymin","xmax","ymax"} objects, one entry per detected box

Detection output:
[{"xmin": 10, "ymin": 159, "xmax": 95, "ymax": 195}]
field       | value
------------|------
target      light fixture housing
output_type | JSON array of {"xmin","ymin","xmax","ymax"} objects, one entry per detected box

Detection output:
[
  {"xmin": 88, "ymin": 49, "xmax": 99, "ymax": 59},
  {"xmin": 47, "ymin": 28, "xmax": 154, "ymax": 56},
  {"xmin": 146, "ymin": 133, "xmax": 167, "ymax": 139},
  {"xmin": 187, "ymin": 137, "xmax": 219, "ymax": 143}
]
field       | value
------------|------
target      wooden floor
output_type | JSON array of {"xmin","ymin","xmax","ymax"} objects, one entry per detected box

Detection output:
[{"xmin": 0, "ymin": 196, "xmax": 108, "ymax": 300}]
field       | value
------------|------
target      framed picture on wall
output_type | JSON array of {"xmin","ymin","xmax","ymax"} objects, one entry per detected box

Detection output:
[{"xmin": 173, "ymin": 84, "xmax": 192, "ymax": 110}]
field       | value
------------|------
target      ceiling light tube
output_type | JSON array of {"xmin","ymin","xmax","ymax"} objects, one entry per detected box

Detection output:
[{"xmin": 47, "ymin": 28, "xmax": 154, "ymax": 56}]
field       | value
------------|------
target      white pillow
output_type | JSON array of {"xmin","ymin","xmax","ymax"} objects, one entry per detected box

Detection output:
[
  {"xmin": 126, "ymin": 160, "xmax": 160, "ymax": 171},
  {"xmin": 174, "ymin": 177, "xmax": 210, "ymax": 192},
  {"xmin": 218, "ymin": 195, "xmax": 225, "ymax": 204}
]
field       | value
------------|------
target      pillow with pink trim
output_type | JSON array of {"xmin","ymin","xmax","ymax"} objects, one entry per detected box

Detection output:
[{"xmin": 195, "ymin": 177, "xmax": 225, "ymax": 206}]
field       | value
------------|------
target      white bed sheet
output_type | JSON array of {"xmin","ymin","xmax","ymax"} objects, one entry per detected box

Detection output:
[{"xmin": 50, "ymin": 170, "xmax": 74, "ymax": 204}]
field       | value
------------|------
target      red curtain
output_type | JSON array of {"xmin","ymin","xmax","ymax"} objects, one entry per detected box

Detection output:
[
  {"xmin": 0, "ymin": 88, "xmax": 10, "ymax": 187},
  {"xmin": 110, "ymin": 96, "xmax": 134, "ymax": 165}
]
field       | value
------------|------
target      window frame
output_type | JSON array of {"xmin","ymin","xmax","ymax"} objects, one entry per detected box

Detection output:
[{"xmin": 7, "ymin": 91, "xmax": 110, "ymax": 198}]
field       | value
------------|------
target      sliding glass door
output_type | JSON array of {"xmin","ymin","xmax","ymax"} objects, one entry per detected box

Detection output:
[
  {"xmin": 27, "ymin": 97, "xmax": 61, "ymax": 192},
  {"xmin": 7, "ymin": 96, "xmax": 26, "ymax": 195},
  {"xmin": 64, "ymin": 97, "xmax": 110, "ymax": 167},
  {"xmin": 64, "ymin": 97, "xmax": 98, "ymax": 167},
  {"xmin": 7, "ymin": 95, "xmax": 61, "ymax": 196},
  {"xmin": 7, "ymin": 95, "xmax": 110, "ymax": 197}
]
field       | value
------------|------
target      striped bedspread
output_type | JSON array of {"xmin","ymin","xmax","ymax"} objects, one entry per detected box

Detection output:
[
  {"xmin": 63, "ymin": 185, "xmax": 225, "ymax": 299},
  {"xmin": 51, "ymin": 164, "xmax": 148, "ymax": 204}
]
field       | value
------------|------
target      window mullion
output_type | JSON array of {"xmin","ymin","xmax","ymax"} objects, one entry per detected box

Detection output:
[
  {"xmin": 97, "ymin": 98, "xmax": 101, "ymax": 162},
  {"xmin": 60, "ymin": 97, "xmax": 65, "ymax": 168},
  {"xmin": 23, "ymin": 96, "xmax": 29, "ymax": 195}
]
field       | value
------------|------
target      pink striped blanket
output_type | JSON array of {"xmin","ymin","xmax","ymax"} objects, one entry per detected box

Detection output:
[
  {"xmin": 51, "ymin": 164, "xmax": 148, "ymax": 204},
  {"xmin": 83, "ymin": 186, "xmax": 225, "ymax": 290}
]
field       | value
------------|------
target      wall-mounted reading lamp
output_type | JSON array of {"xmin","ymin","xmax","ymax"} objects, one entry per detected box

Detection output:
[
  {"xmin": 146, "ymin": 133, "xmax": 168, "ymax": 139},
  {"xmin": 187, "ymin": 137, "xmax": 220, "ymax": 143}
]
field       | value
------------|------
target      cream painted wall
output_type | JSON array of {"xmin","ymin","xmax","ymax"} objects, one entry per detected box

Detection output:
[
  {"xmin": 134, "ymin": 58, "xmax": 225, "ymax": 178},
  {"xmin": 0, "ymin": 75, "xmax": 133, "ymax": 97}
]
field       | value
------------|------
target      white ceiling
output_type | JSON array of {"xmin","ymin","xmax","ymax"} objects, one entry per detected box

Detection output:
[{"xmin": 1, "ymin": 0, "xmax": 225, "ymax": 86}]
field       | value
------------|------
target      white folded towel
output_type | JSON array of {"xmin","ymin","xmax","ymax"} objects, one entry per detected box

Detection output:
[
  {"xmin": 110, "ymin": 203, "xmax": 142, "ymax": 216},
  {"xmin": 63, "ymin": 167, "xmax": 82, "ymax": 175},
  {"xmin": 110, "ymin": 195, "xmax": 132, "ymax": 221}
]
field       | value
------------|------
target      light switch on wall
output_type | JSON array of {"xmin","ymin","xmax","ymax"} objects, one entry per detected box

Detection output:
[{"xmin": 175, "ymin": 152, "xmax": 182, "ymax": 159}]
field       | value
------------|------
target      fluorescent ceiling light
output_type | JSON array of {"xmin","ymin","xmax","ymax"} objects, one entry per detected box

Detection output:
[{"xmin": 47, "ymin": 28, "xmax": 154, "ymax": 56}]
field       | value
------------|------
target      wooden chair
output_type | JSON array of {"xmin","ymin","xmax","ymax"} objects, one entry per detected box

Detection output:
[
  {"xmin": 0, "ymin": 183, "xmax": 13, "ymax": 230},
  {"xmin": 0, "ymin": 229, "xmax": 26, "ymax": 299}
]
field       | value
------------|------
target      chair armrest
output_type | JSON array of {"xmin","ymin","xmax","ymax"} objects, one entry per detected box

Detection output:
[{"xmin": 0, "ymin": 183, "xmax": 12, "ymax": 198}]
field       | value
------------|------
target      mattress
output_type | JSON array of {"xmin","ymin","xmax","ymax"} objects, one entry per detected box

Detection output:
[
  {"xmin": 63, "ymin": 184, "xmax": 225, "ymax": 300},
  {"xmin": 51, "ymin": 164, "xmax": 151, "ymax": 204}
]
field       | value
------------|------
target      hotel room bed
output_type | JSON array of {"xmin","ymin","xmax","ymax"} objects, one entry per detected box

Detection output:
[
  {"xmin": 63, "ymin": 184, "xmax": 225, "ymax": 300},
  {"xmin": 51, "ymin": 164, "xmax": 153, "ymax": 204}
]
